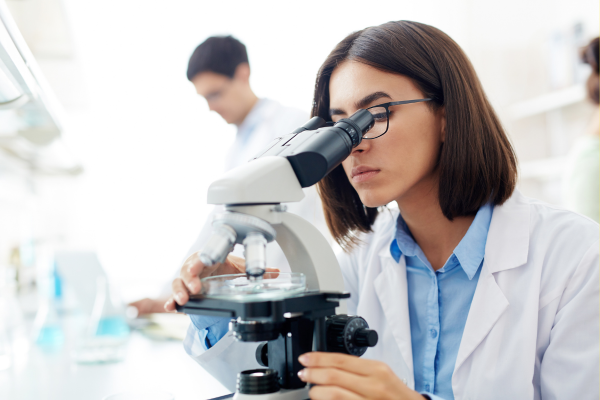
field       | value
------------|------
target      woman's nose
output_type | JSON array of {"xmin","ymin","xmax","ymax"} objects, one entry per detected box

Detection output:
[{"xmin": 351, "ymin": 138, "xmax": 371, "ymax": 154}]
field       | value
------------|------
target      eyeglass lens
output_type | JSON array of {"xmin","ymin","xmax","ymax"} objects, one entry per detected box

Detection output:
[{"xmin": 364, "ymin": 106, "xmax": 389, "ymax": 139}]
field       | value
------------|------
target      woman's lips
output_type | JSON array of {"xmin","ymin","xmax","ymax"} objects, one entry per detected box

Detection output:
[{"xmin": 351, "ymin": 166, "xmax": 381, "ymax": 183}]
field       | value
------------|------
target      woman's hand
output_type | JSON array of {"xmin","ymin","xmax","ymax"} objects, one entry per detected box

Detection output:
[
  {"xmin": 164, "ymin": 252, "xmax": 278, "ymax": 311},
  {"xmin": 298, "ymin": 352, "xmax": 426, "ymax": 400},
  {"xmin": 164, "ymin": 253, "xmax": 245, "ymax": 311}
]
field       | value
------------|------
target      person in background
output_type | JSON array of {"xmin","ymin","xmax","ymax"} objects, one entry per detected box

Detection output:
[
  {"xmin": 563, "ymin": 37, "xmax": 599, "ymax": 222},
  {"xmin": 131, "ymin": 36, "xmax": 328, "ymax": 316}
]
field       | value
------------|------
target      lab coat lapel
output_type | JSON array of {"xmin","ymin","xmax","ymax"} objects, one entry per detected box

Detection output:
[
  {"xmin": 374, "ymin": 248, "xmax": 413, "ymax": 377},
  {"xmin": 454, "ymin": 190, "xmax": 530, "ymax": 372},
  {"xmin": 453, "ymin": 266, "xmax": 509, "ymax": 372}
]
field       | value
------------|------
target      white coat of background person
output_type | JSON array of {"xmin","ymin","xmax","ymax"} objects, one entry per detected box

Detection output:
[
  {"xmin": 167, "ymin": 22, "xmax": 599, "ymax": 400},
  {"xmin": 130, "ymin": 36, "xmax": 328, "ymax": 315}
]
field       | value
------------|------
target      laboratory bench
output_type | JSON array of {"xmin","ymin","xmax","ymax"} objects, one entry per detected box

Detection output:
[{"xmin": 0, "ymin": 309, "xmax": 230, "ymax": 400}]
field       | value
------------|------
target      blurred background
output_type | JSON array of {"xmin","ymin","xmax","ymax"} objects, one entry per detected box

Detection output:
[{"xmin": 0, "ymin": 0, "xmax": 598, "ymax": 399}]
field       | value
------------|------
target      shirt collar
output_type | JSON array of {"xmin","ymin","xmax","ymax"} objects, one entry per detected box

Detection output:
[
  {"xmin": 453, "ymin": 203, "xmax": 493, "ymax": 279},
  {"xmin": 391, "ymin": 203, "xmax": 494, "ymax": 280}
]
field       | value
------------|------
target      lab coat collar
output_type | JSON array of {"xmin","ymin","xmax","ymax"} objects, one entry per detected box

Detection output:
[
  {"xmin": 454, "ymin": 190, "xmax": 529, "ymax": 373},
  {"xmin": 483, "ymin": 189, "xmax": 530, "ymax": 274},
  {"xmin": 376, "ymin": 243, "xmax": 414, "ymax": 380}
]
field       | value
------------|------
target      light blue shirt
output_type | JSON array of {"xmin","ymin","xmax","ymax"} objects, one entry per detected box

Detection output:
[
  {"xmin": 189, "ymin": 314, "xmax": 230, "ymax": 349},
  {"xmin": 390, "ymin": 203, "xmax": 493, "ymax": 400}
]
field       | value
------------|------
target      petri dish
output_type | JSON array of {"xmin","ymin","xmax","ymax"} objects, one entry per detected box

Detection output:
[{"xmin": 201, "ymin": 272, "xmax": 306, "ymax": 301}]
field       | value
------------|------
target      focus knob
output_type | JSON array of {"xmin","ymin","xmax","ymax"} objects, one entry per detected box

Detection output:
[
  {"xmin": 326, "ymin": 315, "xmax": 378, "ymax": 357},
  {"xmin": 354, "ymin": 328, "xmax": 378, "ymax": 347}
]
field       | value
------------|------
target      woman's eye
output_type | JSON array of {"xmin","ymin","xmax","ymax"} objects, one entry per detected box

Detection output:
[{"xmin": 372, "ymin": 113, "xmax": 387, "ymax": 122}]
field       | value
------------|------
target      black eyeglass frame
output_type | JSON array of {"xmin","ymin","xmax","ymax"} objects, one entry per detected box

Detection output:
[{"xmin": 364, "ymin": 98, "xmax": 432, "ymax": 139}]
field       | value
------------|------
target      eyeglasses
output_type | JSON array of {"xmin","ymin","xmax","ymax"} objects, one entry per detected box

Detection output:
[{"xmin": 363, "ymin": 98, "xmax": 432, "ymax": 139}]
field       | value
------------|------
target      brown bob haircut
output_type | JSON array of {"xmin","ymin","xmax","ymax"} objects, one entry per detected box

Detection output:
[{"xmin": 313, "ymin": 21, "xmax": 518, "ymax": 249}]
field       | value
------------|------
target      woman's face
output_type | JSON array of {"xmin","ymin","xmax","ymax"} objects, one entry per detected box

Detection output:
[{"xmin": 329, "ymin": 61, "xmax": 445, "ymax": 208}]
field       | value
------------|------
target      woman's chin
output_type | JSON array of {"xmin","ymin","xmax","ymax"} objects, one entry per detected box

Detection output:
[{"xmin": 358, "ymin": 193, "xmax": 392, "ymax": 209}]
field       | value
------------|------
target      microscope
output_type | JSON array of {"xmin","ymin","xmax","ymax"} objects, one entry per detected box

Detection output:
[{"xmin": 176, "ymin": 109, "xmax": 377, "ymax": 400}]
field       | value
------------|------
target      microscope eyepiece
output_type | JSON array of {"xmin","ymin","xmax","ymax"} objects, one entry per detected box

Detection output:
[
  {"xmin": 334, "ymin": 109, "xmax": 374, "ymax": 147},
  {"xmin": 253, "ymin": 108, "xmax": 375, "ymax": 188}
]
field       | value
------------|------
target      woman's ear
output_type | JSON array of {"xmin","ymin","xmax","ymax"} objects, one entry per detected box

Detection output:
[{"xmin": 439, "ymin": 107, "xmax": 447, "ymax": 143}]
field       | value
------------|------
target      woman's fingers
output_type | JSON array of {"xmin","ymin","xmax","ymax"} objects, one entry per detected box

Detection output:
[
  {"xmin": 216, "ymin": 255, "xmax": 282, "ymax": 277},
  {"xmin": 299, "ymin": 352, "xmax": 383, "ymax": 376},
  {"xmin": 263, "ymin": 268, "xmax": 280, "ymax": 279},
  {"xmin": 216, "ymin": 255, "xmax": 246, "ymax": 275},
  {"xmin": 308, "ymin": 385, "xmax": 363, "ymax": 400},
  {"xmin": 164, "ymin": 297, "xmax": 176, "ymax": 312},
  {"xmin": 299, "ymin": 352, "xmax": 417, "ymax": 400},
  {"xmin": 298, "ymin": 367, "xmax": 370, "ymax": 397},
  {"xmin": 171, "ymin": 277, "xmax": 190, "ymax": 305},
  {"xmin": 180, "ymin": 253, "xmax": 207, "ymax": 293}
]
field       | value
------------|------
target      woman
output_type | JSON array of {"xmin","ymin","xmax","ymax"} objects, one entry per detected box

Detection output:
[{"xmin": 166, "ymin": 21, "xmax": 599, "ymax": 400}]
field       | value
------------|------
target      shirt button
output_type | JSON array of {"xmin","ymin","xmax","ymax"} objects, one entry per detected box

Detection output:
[
  {"xmin": 430, "ymin": 329, "xmax": 438, "ymax": 338},
  {"xmin": 425, "ymin": 384, "xmax": 430, "ymax": 392}
]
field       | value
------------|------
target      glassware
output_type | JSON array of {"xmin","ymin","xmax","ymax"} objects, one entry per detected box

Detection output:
[
  {"xmin": 32, "ymin": 257, "xmax": 65, "ymax": 350},
  {"xmin": 72, "ymin": 276, "xmax": 130, "ymax": 364},
  {"xmin": 200, "ymin": 272, "xmax": 306, "ymax": 301},
  {"xmin": 32, "ymin": 297, "xmax": 64, "ymax": 348}
]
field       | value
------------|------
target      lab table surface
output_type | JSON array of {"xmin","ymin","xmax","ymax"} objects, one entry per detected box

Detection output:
[{"xmin": 0, "ymin": 315, "xmax": 230, "ymax": 400}]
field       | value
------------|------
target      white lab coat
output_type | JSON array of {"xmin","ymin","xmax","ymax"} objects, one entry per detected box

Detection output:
[
  {"xmin": 182, "ymin": 99, "xmax": 330, "ymax": 268},
  {"xmin": 185, "ymin": 190, "xmax": 600, "ymax": 399}
]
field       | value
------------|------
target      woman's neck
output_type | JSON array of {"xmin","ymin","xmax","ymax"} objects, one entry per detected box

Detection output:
[{"xmin": 396, "ymin": 183, "xmax": 475, "ymax": 271}]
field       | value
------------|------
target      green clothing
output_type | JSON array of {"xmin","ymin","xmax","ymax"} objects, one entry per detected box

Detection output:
[{"xmin": 564, "ymin": 135, "xmax": 600, "ymax": 222}]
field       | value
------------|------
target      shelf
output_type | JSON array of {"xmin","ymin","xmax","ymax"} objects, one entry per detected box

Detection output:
[
  {"xmin": 506, "ymin": 85, "xmax": 586, "ymax": 121},
  {"xmin": 519, "ymin": 156, "xmax": 567, "ymax": 181}
]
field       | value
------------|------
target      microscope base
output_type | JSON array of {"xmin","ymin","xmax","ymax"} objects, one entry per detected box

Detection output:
[
  {"xmin": 233, "ymin": 387, "xmax": 309, "ymax": 400},
  {"xmin": 209, "ymin": 387, "xmax": 309, "ymax": 400}
]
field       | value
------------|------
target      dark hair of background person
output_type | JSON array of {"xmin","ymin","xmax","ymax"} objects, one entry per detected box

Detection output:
[
  {"xmin": 187, "ymin": 35, "xmax": 249, "ymax": 81},
  {"xmin": 312, "ymin": 20, "xmax": 518, "ymax": 250},
  {"xmin": 582, "ymin": 37, "xmax": 599, "ymax": 104}
]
